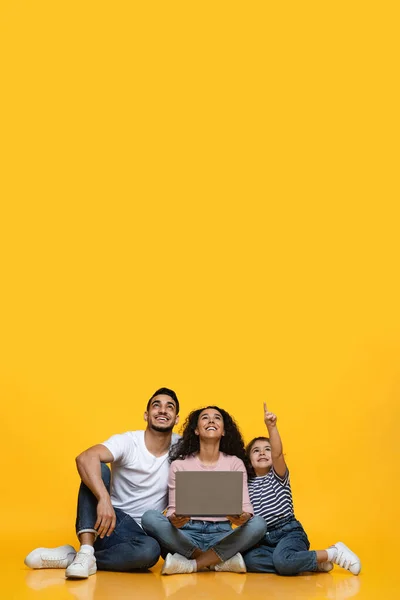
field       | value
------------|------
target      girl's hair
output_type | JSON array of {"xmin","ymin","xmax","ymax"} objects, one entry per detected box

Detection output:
[
  {"xmin": 169, "ymin": 406, "xmax": 247, "ymax": 464},
  {"xmin": 245, "ymin": 436, "xmax": 271, "ymax": 478}
]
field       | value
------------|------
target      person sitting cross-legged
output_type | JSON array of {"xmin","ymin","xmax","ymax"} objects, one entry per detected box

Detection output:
[{"xmin": 142, "ymin": 406, "xmax": 266, "ymax": 575}]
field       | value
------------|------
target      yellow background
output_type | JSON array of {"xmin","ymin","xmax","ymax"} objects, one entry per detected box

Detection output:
[{"xmin": 1, "ymin": 0, "xmax": 399, "ymax": 578}]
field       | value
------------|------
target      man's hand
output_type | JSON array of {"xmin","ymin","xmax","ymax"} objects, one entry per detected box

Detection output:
[
  {"xmin": 95, "ymin": 496, "xmax": 117, "ymax": 538},
  {"xmin": 168, "ymin": 513, "xmax": 190, "ymax": 528},
  {"xmin": 264, "ymin": 402, "xmax": 277, "ymax": 430},
  {"xmin": 226, "ymin": 512, "xmax": 251, "ymax": 526}
]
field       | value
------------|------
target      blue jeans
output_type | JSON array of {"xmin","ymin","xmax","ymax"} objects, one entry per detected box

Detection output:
[
  {"xmin": 141, "ymin": 510, "xmax": 267, "ymax": 562},
  {"xmin": 243, "ymin": 517, "xmax": 317, "ymax": 575},
  {"xmin": 75, "ymin": 464, "xmax": 160, "ymax": 571}
]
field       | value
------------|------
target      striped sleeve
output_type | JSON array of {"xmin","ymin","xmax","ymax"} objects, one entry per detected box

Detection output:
[
  {"xmin": 248, "ymin": 468, "xmax": 294, "ymax": 528},
  {"xmin": 271, "ymin": 466, "xmax": 289, "ymax": 485}
]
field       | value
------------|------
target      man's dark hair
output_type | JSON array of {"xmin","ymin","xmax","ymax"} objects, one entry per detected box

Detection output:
[{"xmin": 146, "ymin": 387, "xmax": 180, "ymax": 414}]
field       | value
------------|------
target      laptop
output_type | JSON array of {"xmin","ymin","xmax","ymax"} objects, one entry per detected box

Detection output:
[{"xmin": 175, "ymin": 471, "xmax": 243, "ymax": 517}]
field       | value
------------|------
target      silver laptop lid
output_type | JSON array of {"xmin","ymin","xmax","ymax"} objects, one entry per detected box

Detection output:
[{"xmin": 175, "ymin": 471, "xmax": 243, "ymax": 517}]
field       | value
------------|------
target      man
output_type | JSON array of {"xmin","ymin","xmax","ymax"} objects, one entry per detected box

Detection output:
[{"xmin": 24, "ymin": 387, "xmax": 180, "ymax": 578}]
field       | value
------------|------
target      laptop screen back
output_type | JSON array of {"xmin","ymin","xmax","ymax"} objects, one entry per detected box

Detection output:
[{"xmin": 175, "ymin": 471, "xmax": 243, "ymax": 517}]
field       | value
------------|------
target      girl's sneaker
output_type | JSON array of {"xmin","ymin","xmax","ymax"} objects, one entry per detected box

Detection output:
[{"xmin": 332, "ymin": 542, "xmax": 361, "ymax": 575}]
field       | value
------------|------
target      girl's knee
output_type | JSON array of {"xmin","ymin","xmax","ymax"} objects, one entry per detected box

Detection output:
[
  {"xmin": 243, "ymin": 550, "xmax": 261, "ymax": 572},
  {"xmin": 243, "ymin": 548, "xmax": 275, "ymax": 574},
  {"xmin": 272, "ymin": 553, "xmax": 296, "ymax": 576}
]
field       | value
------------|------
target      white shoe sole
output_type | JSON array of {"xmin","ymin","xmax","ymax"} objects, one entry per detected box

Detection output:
[{"xmin": 65, "ymin": 563, "xmax": 97, "ymax": 579}]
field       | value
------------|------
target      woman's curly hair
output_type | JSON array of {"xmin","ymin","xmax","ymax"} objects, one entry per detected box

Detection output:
[{"xmin": 169, "ymin": 406, "xmax": 247, "ymax": 464}]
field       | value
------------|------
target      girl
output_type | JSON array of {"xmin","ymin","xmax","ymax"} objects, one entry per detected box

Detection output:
[
  {"xmin": 142, "ymin": 406, "xmax": 266, "ymax": 574},
  {"xmin": 243, "ymin": 403, "xmax": 361, "ymax": 575}
]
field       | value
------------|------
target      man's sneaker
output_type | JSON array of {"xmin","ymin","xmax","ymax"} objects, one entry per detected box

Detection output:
[
  {"xmin": 65, "ymin": 548, "xmax": 97, "ymax": 579},
  {"xmin": 332, "ymin": 542, "xmax": 361, "ymax": 575},
  {"xmin": 214, "ymin": 553, "xmax": 246, "ymax": 573},
  {"xmin": 161, "ymin": 553, "xmax": 196, "ymax": 575},
  {"xmin": 24, "ymin": 545, "xmax": 76, "ymax": 569},
  {"xmin": 318, "ymin": 561, "xmax": 334, "ymax": 572}
]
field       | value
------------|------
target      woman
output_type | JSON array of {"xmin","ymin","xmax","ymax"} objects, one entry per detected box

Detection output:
[{"xmin": 142, "ymin": 406, "xmax": 266, "ymax": 575}]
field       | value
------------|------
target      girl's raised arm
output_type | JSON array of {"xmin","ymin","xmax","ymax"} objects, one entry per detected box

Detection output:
[{"xmin": 263, "ymin": 402, "xmax": 287, "ymax": 477}]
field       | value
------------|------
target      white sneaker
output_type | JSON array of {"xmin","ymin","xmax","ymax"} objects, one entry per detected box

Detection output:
[
  {"xmin": 214, "ymin": 553, "xmax": 246, "ymax": 573},
  {"xmin": 65, "ymin": 548, "xmax": 97, "ymax": 579},
  {"xmin": 332, "ymin": 542, "xmax": 361, "ymax": 575},
  {"xmin": 24, "ymin": 545, "xmax": 76, "ymax": 569},
  {"xmin": 318, "ymin": 561, "xmax": 334, "ymax": 572},
  {"xmin": 161, "ymin": 553, "xmax": 196, "ymax": 575}
]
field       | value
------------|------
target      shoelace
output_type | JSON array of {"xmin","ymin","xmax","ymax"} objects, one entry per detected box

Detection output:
[
  {"xmin": 71, "ymin": 552, "xmax": 92, "ymax": 567},
  {"xmin": 41, "ymin": 556, "xmax": 69, "ymax": 568}
]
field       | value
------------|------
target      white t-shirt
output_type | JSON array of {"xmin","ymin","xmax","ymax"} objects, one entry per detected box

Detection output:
[{"xmin": 101, "ymin": 430, "xmax": 180, "ymax": 526}]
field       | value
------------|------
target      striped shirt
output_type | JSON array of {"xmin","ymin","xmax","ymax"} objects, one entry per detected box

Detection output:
[{"xmin": 248, "ymin": 467, "xmax": 294, "ymax": 529}]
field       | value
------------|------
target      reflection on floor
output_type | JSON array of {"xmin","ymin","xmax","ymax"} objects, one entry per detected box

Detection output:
[
  {"xmin": 5, "ymin": 550, "xmax": 397, "ymax": 600},
  {"xmin": 23, "ymin": 568, "xmax": 363, "ymax": 600}
]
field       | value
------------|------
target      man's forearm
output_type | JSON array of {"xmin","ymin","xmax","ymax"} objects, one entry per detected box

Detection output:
[{"xmin": 76, "ymin": 453, "xmax": 110, "ymax": 501}]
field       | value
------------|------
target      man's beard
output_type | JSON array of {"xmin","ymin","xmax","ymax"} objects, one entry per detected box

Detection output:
[{"xmin": 149, "ymin": 419, "xmax": 175, "ymax": 433}]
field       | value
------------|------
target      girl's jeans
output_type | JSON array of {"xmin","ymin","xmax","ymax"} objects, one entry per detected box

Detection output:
[{"xmin": 243, "ymin": 517, "xmax": 318, "ymax": 575}]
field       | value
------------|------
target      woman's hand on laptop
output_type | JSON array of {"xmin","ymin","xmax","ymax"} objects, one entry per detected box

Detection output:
[
  {"xmin": 226, "ymin": 512, "xmax": 251, "ymax": 526},
  {"xmin": 168, "ymin": 513, "xmax": 190, "ymax": 528}
]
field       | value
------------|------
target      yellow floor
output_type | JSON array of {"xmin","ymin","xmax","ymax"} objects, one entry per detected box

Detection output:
[{"xmin": 3, "ymin": 545, "xmax": 397, "ymax": 600}]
